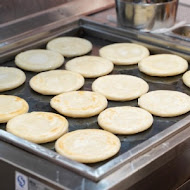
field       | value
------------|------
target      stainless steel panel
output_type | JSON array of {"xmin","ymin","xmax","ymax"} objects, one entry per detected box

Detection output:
[{"xmin": 0, "ymin": 0, "xmax": 114, "ymax": 44}]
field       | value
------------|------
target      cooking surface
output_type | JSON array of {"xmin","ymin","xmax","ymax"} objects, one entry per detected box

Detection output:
[{"xmin": 0, "ymin": 27, "xmax": 190, "ymax": 170}]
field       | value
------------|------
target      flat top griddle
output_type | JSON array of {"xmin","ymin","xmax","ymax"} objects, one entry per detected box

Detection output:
[{"xmin": 0, "ymin": 19, "xmax": 190, "ymax": 181}]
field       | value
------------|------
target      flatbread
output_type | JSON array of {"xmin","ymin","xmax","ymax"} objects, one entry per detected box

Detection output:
[
  {"xmin": 50, "ymin": 91, "xmax": 107, "ymax": 118},
  {"xmin": 99, "ymin": 43, "xmax": 149, "ymax": 65},
  {"xmin": 30, "ymin": 70, "xmax": 84, "ymax": 95},
  {"xmin": 0, "ymin": 67, "xmax": 26, "ymax": 92},
  {"xmin": 92, "ymin": 75, "xmax": 149, "ymax": 101},
  {"xmin": 65, "ymin": 56, "xmax": 114, "ymax": 78},
  {"xmin": 55, "ymin": 129, "xmax": 120, "ymax": 163},
  {"xmin": 47, "ymin": 37, "xmax": 92, "ymax": 57},
  {"xmin": 6, "ymin": 112, "xmax": 68, "ymax": 144},
  {"xmin": 138, "ymin": 54, "xmax": 188, "ymax": 77},
  {"xmin": 0, "ymin": 95, "xmax": 29, "ymax": 123},
  {"xmin": 98, "ymin": 106, "xmax": 153, "ymax": 134},
  {"xmin": 182, "ymin": 71, "xmax": 190, "ymax": 88},
  {"xmin": 138, "ymin": 90, "xmax": 190, "ymax": 117},
  {"xmin": 15, "ymin": 49, "xmax": 64, "ymax": 72}
]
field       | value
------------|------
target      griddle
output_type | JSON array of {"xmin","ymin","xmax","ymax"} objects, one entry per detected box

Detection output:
[{"xmin": 0, "ymin": 18, "xmax": 190, "ymax": 182}]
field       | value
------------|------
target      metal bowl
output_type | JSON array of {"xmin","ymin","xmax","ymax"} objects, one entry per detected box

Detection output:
[{"xmin": 115, "ymin": 0, "xmax": 178, "ymax": 30}]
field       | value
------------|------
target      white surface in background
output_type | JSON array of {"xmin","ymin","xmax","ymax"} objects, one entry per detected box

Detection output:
[
  {"xmin": 140, "ymin": 21, "xmax": 186, "ymax": 33},
  {"xmin": 177, "ymin": 0, "xmax": 190, "ymax": 23}
]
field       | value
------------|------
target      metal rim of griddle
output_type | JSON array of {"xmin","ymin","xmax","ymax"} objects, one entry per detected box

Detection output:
[
  {"xmin": 1, "ymin": 115, "xmax": 190, "ymax": 182},
  {"xmin": 0, "ymin": 18, "xmax": 190, "ymax": 182}
]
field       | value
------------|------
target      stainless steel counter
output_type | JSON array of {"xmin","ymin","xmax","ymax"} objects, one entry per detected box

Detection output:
[
  {"xmin": 0, "ymin": 0, "xmax": 114, "ymax": 42},
  {"xmin": 0, "ymin": 1, "xmax": 190, "ymax": 190}
]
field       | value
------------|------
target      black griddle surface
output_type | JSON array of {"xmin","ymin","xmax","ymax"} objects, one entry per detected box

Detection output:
[{"xmin": 1, "ymin": 28, "xmax": 190, "ymax": 169}]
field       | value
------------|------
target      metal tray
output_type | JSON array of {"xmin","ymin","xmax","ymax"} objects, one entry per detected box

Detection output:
[{"xmin": 0, "ymin": 18, "xmax": 190, "ymax": 182}]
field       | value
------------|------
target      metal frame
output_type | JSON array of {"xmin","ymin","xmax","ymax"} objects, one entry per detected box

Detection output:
[
  {"xmin": 1, "ymin": 114, "xmax": 190, "ymax": 182},
  {"xmin": 1, "ymin": 19, "xmax": 190, "ymax": 183}
]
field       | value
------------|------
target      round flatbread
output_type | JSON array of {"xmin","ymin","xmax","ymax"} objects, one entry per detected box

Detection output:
[
  {"xmin": 55, "ymin": 129, "xmax": 120, "ymax": 163},
  {"xmin": 30, "ymin": 70, "xmax": 84, "ymax": 95},
  {"xmin": 65, "ymin": 56, "xmax": 114, "ymax": 78},
  {"xmin": 99, "ymin": 43, "xmax": 149, "ymax": 65},
  {"xmin": 50, "ymin": 91, "xmax": 108, "ymax": 118},
  {"xmin": 98, "ymin": 106, "xmax": 153, "ymax": 134},
  {"xmin": 138, "ymin": 54, "xmax": 188, "ymax": 77},
  {"xmin": 0, "ymin": 95, "xmax": 29, "ymax": 123},
  {"xmin": 182, "ymin": 71, "xmax": 190, "ymax": 88},
  {"xmin": 0, "ymin": 67, "xmax": 26, "ymax": 92},
  {"xmin": 15, "ymin": 49, "xmax": 64, "ymax": 72},
  {"xmin": 92, "ymin": 75, "xmax": 149, "ymax": 101},
  {"xmin": 47, "ymin": 37, "xmax": 92, "ymax": 57},
  {"xmin": 138, "ymin": 90, "xmax": 190, "ymax": 117},
  {"xmin": 6, "ymin": 112, "xmax": 68, "ymax": 144}
]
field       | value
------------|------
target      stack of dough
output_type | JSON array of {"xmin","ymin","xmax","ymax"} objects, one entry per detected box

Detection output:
[
  {"xmin": 55, "ymin": 129, "xmax": 120, "ymax": 163},
  {"xmin": 92, "ymin": 74, "xmax": 149, "ymax": 101},
  {"xmin": 6, "ymin": 112, "xmax": 68, "ymax": 144},
  {"xmin": 15, "ymin": 49, "xmax": 64, "ymax": 72},
  {"xmin": 99, "ymin": 43, "xmax": 149, "ymax": 65},
  {"xmin": 50, "ymin": 91, "xmax": 107, "ymax": 118},
  {"xmin": 0, "ymin": 67, "xmax": 26, "ymax": 92},
  {"xmin": 65, "ymin": 56, "xmax": 114, "ymax": 78},
  {"xmin": 30, "ymin": 70, "xmax": 84, "ymax": 95},
  {"xmin": 138, "ymin": 54, "xmax": 188, "ymax": 77},
  {"xmin": 47, "ymin": 37, "xmax": 92, "ymax": 57},
  {"xmin": 0, "ymin": 95, "xmax": 29, "ymax": 123}
]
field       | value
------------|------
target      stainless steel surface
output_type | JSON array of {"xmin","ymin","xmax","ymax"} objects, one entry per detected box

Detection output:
[
  {"xmin": 0, "ymin": 4, "xmax": 190, "ymax": 189},
  {"xmin": 0, "ymin": 0, "xmax": 114, "ymax": 44},
  {"xmin": 0, "ymin": 0, "xmax": 69, "ymax": 25},
  {"xmin": 1, "ymin": 115, "xmax": 190, "ymax": 189},
  {"xmin": 101, "ymin": 123, "xmax": 190, "ymax": 190},
  {"xmin": 115, "ymin": 0, "xmax": 178, "ymax": 30},
  {"xmin": 0, "ymin": 130, "xmax": 98, "ymax": 181},
  {"xmin": 1, "ymin": 19, "xmax": 190, "ymax": 184}
]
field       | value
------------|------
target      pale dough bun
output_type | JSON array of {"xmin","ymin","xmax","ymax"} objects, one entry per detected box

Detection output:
[
  {"xmin": 55, "ymin": 129, "xmax": 120, "ymax": 163},
  {"xmin": 0, "ymin": 67, "xmax": 26, "ymax": 92},
  {"xmin": 138, "ymin": 90, "xmax": 190, "ymax": 117},
  {"xmin": 92, "ymin": 75, "xmax": 149, "ymax": 101},
  {"xmin": 15, "ymin": 49, "xmax": 64, "ymax": 72},
  {"xmin": 65, "ymin": 56, "xmax": 114, "ymax": 78},
  {"xmin": 99, "ymin": 43, "xmax": 149, "ymax": 65},
  {"xmin": 6, "ymin": 112, "xmax": 68, "ymax": 144},
  {"xmin": 98, "ymin": 106, "xmax": 153, "ymax": 134},
  {"xmin": 182, "ymin": 71, "xmax": 190, "ymax": 88},
  {"xmin": 47, "ymin": 37, "xmax": 92, "ymax": 57},
  {"xmin": 50, "ymin": 91, "xmax": 107, "ymax": 118},
  {"xmin": 0, "ymin": 95, "xmax": 29, "ymax": 123},
  {"xmin": 138, "ymin": 54, "xmax": 188, "ymax": 77},
  {"xmin": 30, "ymin": 70, "xmax": 84, "ymax": 95}
]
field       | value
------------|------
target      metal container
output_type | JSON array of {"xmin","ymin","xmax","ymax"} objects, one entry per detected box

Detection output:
[{"xmin": 115, "ymin": 0, "xmax": 178, "ymax": 30}]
